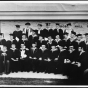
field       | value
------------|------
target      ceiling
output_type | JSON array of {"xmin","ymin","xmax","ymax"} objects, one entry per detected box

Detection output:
[{"xmin": 0, "ymin": 3, "xmax": 88, "ymax": 12}]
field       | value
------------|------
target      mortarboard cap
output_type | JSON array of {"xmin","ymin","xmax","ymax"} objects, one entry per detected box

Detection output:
[
  {"xmin": 76, "ymin": 34, "xmax": 82, "ymax": 37},
  {"xmin": 85, "ymin": 33, "xmax": 88, "ymax": 36},
  {"xmin": 56, "ymin": 23, "xmax": 59, "ymax": 25},
  {"xmin": 63, "ymin": 32, "xmax": 68, "ymax": 35},
  {"xmin": 67, "ymin": 23, "xmax": 72, "ymax": 26},
  {"xmin": 22, "ymin": 33, "xmax": 26, "ymax": 35},
  {"xmin": 25, "ymin": 22, "xmax": 31, "ymax": 25},
  {"xmin": 0, "ymin": 33, "xmax": 3, "ymax": 35},
  {"xmin": 9, "ymin": 33, "xmax": 14, "ymax": 36},
  {"xmin": 46, "ymin": 23, "xmax": 50, "ymax": 26},
  {"xmin": 38, "ymin": 24, "xmax": 42, "ymax": 26},
  {"xmin": 71, "ymin": 31, "xmax": 76, "ymax": 35},
  {"xmin": 15, "ymin": 25, "xmax": 20, "ymax": 28}
]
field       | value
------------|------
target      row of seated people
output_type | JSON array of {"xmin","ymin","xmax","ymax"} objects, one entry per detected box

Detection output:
[
  {"xmin": 0, "ymin": 32, "xmax": 88, "ymax": 79},
  {"xmin": 0, "ymin": 41, "xmax": 88, "ymax": 79}
]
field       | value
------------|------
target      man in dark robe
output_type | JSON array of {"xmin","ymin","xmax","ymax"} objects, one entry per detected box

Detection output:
[
  {"xmin": 49, "ymin": 43, "xmax": 59, "ymax": 73},
  {"xmin": 23, "ymin": 22, "xmax": 33, "ymax": 38},
  {"xmin": 54, "ymin": 23, "xmax": 63, "ymax": 39},
  {"xmin": 37, "ymin": 36, "xmax": 45, "ymax": 48},
  {"xmin": 54, "ymin": 35, "xmax": 62, "ymax": 48},
  {"xmin": 9, "ymin": 43, "xmax": 20, "ymax": 72},
  {"xmin": 64, "ymin": 44, "xmax": 79, "ymax": 78},
  {"xmin": 76, "ymin": 43, "xmax": 88, "ymax": 79},
  {"xmin": 84, "ymin": 33, "xmax": 88, "ymax": 53},
  {"xmin": 13, "ymin": 25, "xmax": 22, "ymax": 40},
  {"xmin": 62, "ymin": 32, "xmax": 69, "ymax": 50},
  {"xmin": 0, "ymin": 45, "xmax": 11, "ymax": 74},
  {"xmin": 0, "ymin": 33, "xmax": 7, "ymax": 51},
  {"xmin": 56, "ymin": 42, "xmax": 69, "ymax": 74},
  {"xmin": 38, "ymin": 44, "xmax": 49, "ymax": 72},
  {"xmin": 47, "ymin": 36, "xmax": 54, "ymax": 50},
  {"xmin": 67, "ymin": 31, "xmax": 78, "ymax": 51},
  {"xmin": 28, "ymin": 31, "xmax": 38, "ymax": 48},
  {"xmin": 34, "ymin": 24, "xmax": 43, "ymax": 37},
  {"xmin": 6, "ymin": 34, "xmax": 17, "ymax": 50},
  {"xmin": 19, "ymin": 43, "xmax": 29, "ymax": 72},
  {"xmin": 29, "ymin": 42, "xmax": 39, "ymax": 72},
  {"xmin": 20, "ymin": 33, "xmax": 29, "ymax": 49},
  {"xmin": 42, "ymin": 23, "xmax": 53, "ymax": 38}
]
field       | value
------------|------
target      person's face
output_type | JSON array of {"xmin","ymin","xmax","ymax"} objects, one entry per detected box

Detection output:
[
  {"xmin": 69, "ymin": 46, "xmax": 74, "ymax": 51},
  {"xmin": 56, "ymin": 35, "xmax": 60, "ymax": 39},
  {"xmin": 51, "ymin": 46, "xmax": 56, "ymax": 50},
  {"xmin": 64, "ymin": 34, "xmax": 68, "ymax": 39},
  {"xmin": 68, "ymin": 25, "xmax": 72, "ymax": 29},
  {"xmin": 21, "ymin": 44, "xmax": 25, "ymax": 49},
  {"xmin": 11, "ymin": 44, "xmax": 16, "ymax": 49},
  {"xmin": 42, "ymin": 45, "xmax": 46, "ymax": 49},
  {"xmin": 77, "ymin": 36, "xmax": 82, "ymax": 41},
  {"xmin": 3, "ymin": 46, "xmax": 7, "ymax": 51},
  {"xmin": 22, "ymin": 35, "xmax": 26, "ymax": 39},
  {"xmin": 85, "ymin": 35, "xmax": 88, "ymax": 41},
  {"xmin": 78, "ymin": 47, "xmax": 82, "ymax": 52},
  {"xmin": 10, "ymin": 36, "xmax": 13, "ymax": 40},
  {"xmin": 46, "ymin": 25, "xmax": 50, "ymax": 29},
  {"xmin": 0, "ymin": 35, "xmax": 2, "ymax": 39},
  {"xmin": 16, "ymin": 27, "xmax": 20, "ymax": 30},
  {"xmin": 32, "ymin": 44, "xmax": 36, "ymax": 48},
  {"xmin": 39, "ymin": 36, "xmax": 43, "ymax": 40},
  {"xmin": 48, "ymin": 36, "xmax": 52, "ymax": 40},
  {"xmin": 26, "ymin": 25, "xmax": 30, "ymax": 28},
  {"xmin": 59, "ymin": 46, "xmax": 63, "ymax": 50},
  {"xmin": 56, "ymin": 25, "xmax": 59, "ymax": 29},
  {"xmin": 38, "ymin": 25, "xmax": 42, "ymax": 30},
  {"xmin": 71, "ymin": 34, "xmax": 75, "ymax": 38}
]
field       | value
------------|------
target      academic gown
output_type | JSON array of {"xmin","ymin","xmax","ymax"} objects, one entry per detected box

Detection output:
[
  {"xmin": 48, "ymin": 29, "xmax": 53, "ymax": 37},
  {"xmin": 19, "ymin": 49, "xmax": 29, "ymax": 72},
  {"xmin": 20, "ymin": 39, "xmax": 29, "ymax": 49},
  {"xmin": 38, "ymin": 49, "xmax": 49, "ymax": 72},
  {"xmin": 67, "ymin": 39, "xmax": 78, "ymax": 51},
  {"xmin": 9, "ymin": 48, "xmax": 20, "ymax": 72},
  {"xmin": 28, "ymin": 35, "xmax": 38, "ymax": 47},
  {"xmin": 78, "ymin": 52, "xmax": 88, "ymax": 73},
  {"xmin": 66, "ymin": 50, "xmax": 79, "ymax": 77},
  {"xmin": 29, "ymin": 48, "xmax": 39, "ymax": 72},
  {"xmin": 0, "ymin": 39, "xmax": 7, "ymax": 50},
  {"xmin": 57, "ymin": 50, "xmax": 69, "ymax": 74},
  {"xmin": 42, "ymin": 28, "xmax": 50, "ymax": 38},
  {"xmin": 0, "ymin": 50, "xmax": 11, "ymax": 74},
  {"xmin": 49, "ymin": 49, "xmax": 59, "ymax": 73},
  {"xmin": 34, "ymin": 29, "xmax": 43, "ymax": 36},
  {"xmin": 6, "ymin": 40, "xmax": 17, "ymax": 49},
  {"xmin": 54, "ymin": 28, "xmax": 63, "ymax": 39},
  {"xmin": 13, "ymin": 30, "xmax": 22, "ymax": 40}
]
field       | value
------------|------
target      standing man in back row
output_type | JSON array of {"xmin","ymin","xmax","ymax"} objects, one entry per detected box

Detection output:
[{"xmin": 23, "ymin": 22, "xmax": 33, "ymax": 38}]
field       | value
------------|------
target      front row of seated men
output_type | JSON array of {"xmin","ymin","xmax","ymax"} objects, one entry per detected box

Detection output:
[{"xmin": 0, "ymin": 31, "xmax": 88, "ymax": 80}]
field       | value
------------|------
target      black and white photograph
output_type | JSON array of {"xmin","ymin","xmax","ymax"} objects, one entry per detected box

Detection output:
[{"xmin": 0, "ymin": 1, "xmax": 88, "ymax": 86}]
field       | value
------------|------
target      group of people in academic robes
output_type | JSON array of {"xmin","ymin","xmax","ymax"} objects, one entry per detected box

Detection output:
[{"xmin": 0, "ymin": 22, "xmax": 88, "ymax": 80}]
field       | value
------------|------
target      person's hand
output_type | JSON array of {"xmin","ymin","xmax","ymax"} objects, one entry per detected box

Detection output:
[
  {"xmin": 39, "ymin": 58, "xmax": 42, "ymax": 60},
  {"xmin": 54, "ymin": 58, "xmax": 58, "ymax": 61},
  {"xmin": 16, "ymin": 37, "xmax": 19, "ymax": 42},
  {"xmin": 75, "ymin": 62, "xmax": 81, "ymax": 67},
  {"xmin": 33, "ymin": 57, "xmax": 37, "ymax": 60},
  {"xmin": 71, "ymin": 61, "xmax": 75, "ymax": 64},
  {"xmin": 66, "ymin": 59, "xmax": 71, "ymax": 63}
]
